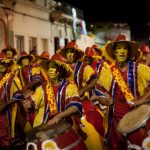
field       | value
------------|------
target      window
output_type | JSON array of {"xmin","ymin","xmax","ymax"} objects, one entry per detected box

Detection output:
[
  {"xmin": 16, "ymin": 35, "xmax": 24, "ymax": 54},
  {"xmin": 29, "ymin": 37, "xmax": 37, "ymax": 52},
  {"xmin": 41, "ymin": 38, "xmax": 48, "ymax": 51},
  {"xmin": 44, "ymin": 0, "xmax": 47, "ymax": 7}
]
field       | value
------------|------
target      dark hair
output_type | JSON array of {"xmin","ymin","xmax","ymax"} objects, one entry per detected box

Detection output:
[{"xmin": 48, "ymin": 62, "xmax": 69, "ymax": 79}]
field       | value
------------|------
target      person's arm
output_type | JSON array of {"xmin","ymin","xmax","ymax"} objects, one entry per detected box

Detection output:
[
  {"xmin": 89, "ymin": 94, "xmax": 113, "ymax": 106},
  {"xmin": 47, "ymin": 106, "xmax": 79, "ymax": 125},
  {"xmin": 131, "ymin": 89, "xmax": 150, "ymax": 107},
  {"xmin": 79, "ymin": 78, "xmax": 98, "ymax": 96}
]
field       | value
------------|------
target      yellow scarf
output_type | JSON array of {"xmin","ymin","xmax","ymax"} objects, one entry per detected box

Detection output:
[
  {"xmin": 41, "ymin": 69, "xmax": 58, "ymax": 115},
  {"xmin": 104, "ymin": 62, "xmax": 135, "ymax": 105}
]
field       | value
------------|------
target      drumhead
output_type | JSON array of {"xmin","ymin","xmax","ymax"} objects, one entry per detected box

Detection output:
[
  {"xmin": 118, "ymin": 105, "xmax": 150, "ymax": 135},
  {"xmin": 27, "ymin": 120, "xmax": 71, "ymax": 142}
]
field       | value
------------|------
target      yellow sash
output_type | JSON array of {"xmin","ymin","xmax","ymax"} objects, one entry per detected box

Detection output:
[
  {"xmin": 41, "ymin": 69, "xmax": 58, "ymax": 115},
  {"xmin": 104, "ymin": 62, "xmax": 135, "ymax": 105},
  {"xmin": 0, "ymin": 72, "xmax": 12, "ymax": 89}
]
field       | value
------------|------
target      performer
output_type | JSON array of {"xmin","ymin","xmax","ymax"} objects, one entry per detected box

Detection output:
[
  {"xmin": 0, "ymin": 52, "xmax": 25, "ymax": 149},
  {"xmin": 98, "ymin": 33, "xmax": 150, "ymax": 150},
  {"xmin": 2, "ymin": 46, "xmax": 17, "ymax": 59},
  {"xmin": 2, "ymin": 46, "xmax": 19, "ymax": 73},
  {"xmin": 14, "ymin": 53, "xmax": 83, "ymax": 132},
  {"xmin": 57, "ymin": 41, "xmax": 106, "ymax": 150},
  {"xmin": 83, "ymin": 46, "xmax": 102, "ymax": 66},
  {"xmin": 46, "ymin": 54, "xmax": 83, "ymax": 125},
  {"xmin": 139, "ymin": 44, "xmax": 150, "ymax": 66}
]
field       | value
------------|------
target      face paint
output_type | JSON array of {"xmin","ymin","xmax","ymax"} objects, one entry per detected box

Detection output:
[
  {"xmin": 21, "ymin": 57, "xmax": 29, "ymax": 66},
  {"xmin": 48, "ymin": 62, "xmax": 59, "ymax": 79},
  {"xmin": 114, "ymin": 43, "xmax": 128, "ymax": 63},
  {"xmin": 0, "ymin": 63, "xmax": 7, "ymax": 73},
  {"xmin": 66, "ymin": 49, "xmax": 75, "ymax": 63},
  {"xmin": 6, "ymin": 50, "xmax": 13, "ymax": 58},
  {"xmin": 84, "ymin": 56, "xmax": 93, "ymax": 65}
]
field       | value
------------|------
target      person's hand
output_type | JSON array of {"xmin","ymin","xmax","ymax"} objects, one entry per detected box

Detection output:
[
  {"xmin": 47, "ymin": 114, "xmax": 61, "ymax": 126},
  {"xmin": 89, "ymin": 94, "xmax": 98, "ymax": 101},
  {"xmin": 79, "ymin": 88, "xmax": 85, "ymax": 97},
  {"xmin": 129, "ymin": 98, "xmax": 146, "ymax": 107},
  {"xmin": 98, "ymin": 96, "xmax": 113, "ymax": 106},
  {"xmin": 22, "ymin": 99, "xmax": 32, "ymax": 113}
]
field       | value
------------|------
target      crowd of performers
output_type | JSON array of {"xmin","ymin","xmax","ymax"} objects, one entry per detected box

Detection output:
[{"xmin": 0, "ymin": 33, "xmax": 150, "ymax": 150}]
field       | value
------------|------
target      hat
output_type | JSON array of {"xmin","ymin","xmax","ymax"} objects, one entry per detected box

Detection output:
[
  {"xmin": 140, "ymin": 44, "xmax": 150, "ymax": 53},
  {"xmin": 17, "ymin": 51, "xmax": 33, "ymax": 65},
  {"xmin": 57, "ymin": 41, "xmax": 84, "ymax": 60},
  {"xmin": 85, "ymin": 47, "xmax": 99, "ymax": 57},
  {"xmin": 106, "ymin": 33, "xmax": 138, "ymax": 60},
  {"xmin": 39, "ymin": 51, "xmax": 50, "ymax": 61},
  {"xmin": 2, "ymin": 46, "xmax": 17, "ymax": 57},
  {"xmin": 48, "ymin": 54, "xmax": 73, "ymax": 78},
  {"xmin": 92, "ymin": 44, "xmax": 102, "ymax": 56},
  {"xmin": 0, "ymin": 52, "xmax": 13, "ymax": 66}
]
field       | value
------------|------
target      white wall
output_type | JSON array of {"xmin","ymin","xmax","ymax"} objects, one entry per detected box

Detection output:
[{"xmin": 77, "ymin": 34, "xmax": 95, "ymax": 51}]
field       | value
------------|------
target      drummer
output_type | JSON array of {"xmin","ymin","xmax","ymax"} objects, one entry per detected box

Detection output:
[
  {"xmin": 13, "ymin": 53, "xmax": 83, "ymax": 131},
  {"xmin": 97, "ymin": 33, "xmax": 150, "ymax": 150},
  {"xmin": 45, "ymin": 54, "xmax": 83, "ymax": 125}
]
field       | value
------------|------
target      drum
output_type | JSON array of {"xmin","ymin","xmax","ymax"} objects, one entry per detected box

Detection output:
[
  {"xmin": 118, "ymin": 104, "xmax": 150, "ymax": 149},
  {"xmin": 26, "ymin": 120, "xmax": 87, "ymax": 150}
]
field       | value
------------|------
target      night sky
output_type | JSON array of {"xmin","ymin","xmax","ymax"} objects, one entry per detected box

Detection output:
[{"xmin": 60, "ymin": 0, "xmax": 150, "ymax": 41}]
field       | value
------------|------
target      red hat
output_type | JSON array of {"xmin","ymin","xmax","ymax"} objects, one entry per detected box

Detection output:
[
  {"xmin": 106, "ymin": 33, "xmax": 138, "ymax": 60},
  {"xmin": 85, "ymin": 47, "xmax": 99, "ymax": 57},
  {"xmin": 0, "ymin": 52, "xmax": 13, "ymax": 66},
  {"xmin": 57, "ymin": 41, "xmax": 84, "ymax": 60},
  {"xmin": 39, "ymin": 51, "xmax": 50, "ymax": 61},
  {"xmin": 17, "ymin": 51, "xmax": 33, "ymax": 64},
  {"xmin": 48, "ymin": 54, "xmax": 73, "ymax": 78},
  {"xmin": 2, "ymin": 45, "xmax": 17, "ymax": 57},
  {"xmin": 140, "ymin": 44, "xmax": 150, "ymax": 53},
  {"xmin": 92, "ymin": 45, "xmax": 102, "ymax": 55}
]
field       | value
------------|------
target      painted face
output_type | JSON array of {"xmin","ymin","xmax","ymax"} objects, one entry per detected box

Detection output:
[
  {"xmin": 21, "ymin": 57, "xmax": 29, "ymax": 66},
  {"xmin": 84, "ymin": 56, "xmax": 93, "ymax": 65},
  {"xmin": 114, "ymin": 43, "xmax": 128, "ymax": 63},
  {"xmin": 48, "ymin": 62, "xmax": 59, "ymax": 79},
  {"xmin": 0, "ymin": 63, "xmax": 7, "ymax": 73},
  {"xmin": 6, "ymin": 50, "xmax": 13, "ymax": 58},
  {"xmin": 66, "ymin": 49, "xmax": 75, "ymax": 63}
]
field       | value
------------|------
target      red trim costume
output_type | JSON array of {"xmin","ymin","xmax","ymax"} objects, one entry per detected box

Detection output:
[
  {"xmin": 57, "ymin": 42, "xmax": 106, "ymax": 150},
  {"xmin": 98, "ymin": 34, "xmax": 150, "ymax": 150},
  {"xmin": 0, "ymin": 52, "xmax": 25, "ymax": 149}
]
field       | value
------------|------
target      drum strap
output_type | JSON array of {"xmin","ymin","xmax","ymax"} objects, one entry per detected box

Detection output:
[{"xmin": 104, "ymin": 62, "xmax": 135, "ymax": 105}]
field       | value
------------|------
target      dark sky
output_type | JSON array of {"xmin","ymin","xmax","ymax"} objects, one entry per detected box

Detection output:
[{"xmin": 61, "ymin": 0, "xmax": 150, "ymax": 40}]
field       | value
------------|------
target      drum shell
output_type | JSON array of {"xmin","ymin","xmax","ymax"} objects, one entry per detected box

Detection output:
[
  {"xmin": 118, "ymin": 105, "xmax": 150, "ymax": 147},
  {"xmin": 26, "ymin": 122, "xmax": 87, "ymax": 150},
  {"xmin": 126, "ymin": 119, "xmax": 150, "ymax": 146}
]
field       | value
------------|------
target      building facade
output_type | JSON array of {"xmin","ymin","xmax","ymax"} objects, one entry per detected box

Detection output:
[{"xmin": 0, "ymin": 0, "xmax": 94, "ymax": 56}]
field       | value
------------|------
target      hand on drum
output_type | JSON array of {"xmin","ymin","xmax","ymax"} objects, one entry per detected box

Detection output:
[
  {"xmin": 22, "ymin": 99, "xmax": 32, "ymax": 113},
  {"xmin": 130, "ymin": 97, "xmax": 149, "ymax": 107},
  {"xmin": 47, "ymin": 114, "xmax": 62, "ymax": 126},
  {"xmin": 130, "ymin": 90, "xmax": 150, "ymax": 107}
]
